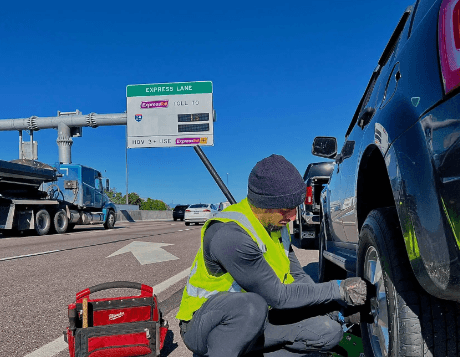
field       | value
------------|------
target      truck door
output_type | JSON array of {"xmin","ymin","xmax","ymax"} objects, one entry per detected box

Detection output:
[
  {"xmin": 337, "ymin": 139, "xmax": 359, "ymax": 243},
  {"xmin": 94, "ymin": 177, "xmax": 103, "ymax": 208},
  {"xmin": 327, "ymin": 157, "xmax": 348, "ymax": 243}
]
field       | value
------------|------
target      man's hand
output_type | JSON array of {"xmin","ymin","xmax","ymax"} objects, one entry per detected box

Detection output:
[{"xmin": 339, "ymin": 277, "xmax": 367, "ymax": 306}]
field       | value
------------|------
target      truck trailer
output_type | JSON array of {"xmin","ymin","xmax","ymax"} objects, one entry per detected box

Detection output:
[{"xmin": 0, "ymin": 159, "xmax": 117, "ymax": 236}]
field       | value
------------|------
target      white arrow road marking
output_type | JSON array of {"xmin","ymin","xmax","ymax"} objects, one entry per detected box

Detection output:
[
  {"xmin": 107, "ymin": 241, "xmax": 179, "ymax": 265},
  {"xmin": 24, "ymin": 267, "xmax": 190, "ymax": 357}
]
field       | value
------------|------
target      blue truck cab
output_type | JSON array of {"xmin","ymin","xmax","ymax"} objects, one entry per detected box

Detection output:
[
  {"xmin": 42, "ymin": 163, "xmax": 117, "ymax": 231},
  {"xmin": 0, "ymin": 159, "xmax": 117, "ymax": 237}
]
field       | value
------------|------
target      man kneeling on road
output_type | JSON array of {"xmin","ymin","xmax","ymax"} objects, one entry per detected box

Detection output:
[{"xmin": 176, "ymin": 154, "xmax": 367, "ymax": 357}]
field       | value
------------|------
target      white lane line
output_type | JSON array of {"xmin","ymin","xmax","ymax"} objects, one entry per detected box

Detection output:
[
  {"xmin": 152, "ymin": 267, "xmax": 190, "ymax": 295},
  {"xmin": 1, "ymin": 250, "xmax": 61, "ymax": 261},
  {"xmin": 24, "ymin": 267, "xmax": 191, "ymax": 357},
  {"xmin": 23, "ymin": 336, "xmax": 68, "ymax": 357},
  {"xmin": 1, "ymin": 228, "xmax": 199, "ymax": 262}
]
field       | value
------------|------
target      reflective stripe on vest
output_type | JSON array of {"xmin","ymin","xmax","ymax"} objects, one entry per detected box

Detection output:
[
  {"xmin": 186, "ymin": 261, "xmax": 243, "ymax": 298},
  {"xmin": 214, "ymin": 211, "xmax": 267, "ymax": 253}
]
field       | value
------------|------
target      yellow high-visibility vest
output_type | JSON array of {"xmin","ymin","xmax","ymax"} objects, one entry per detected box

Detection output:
[{"xmin": 176, "ymin": 198, "xmax": 295, "ymax": 321}]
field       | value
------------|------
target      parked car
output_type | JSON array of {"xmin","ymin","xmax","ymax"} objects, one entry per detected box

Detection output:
[
  {"xmin": 184, "ymin": 204, "xmax": 218, "ymax": 225},
  {"xmin": 294, "ymin": 162, "xmax": 334, "ymax": 248},
  {"xmin": 310, "ymin": 1, "xmax": 460, "ymax": 356},
  {"xmin": 173, "ymin": 205, "xmax": 189, "ymax": 221}
]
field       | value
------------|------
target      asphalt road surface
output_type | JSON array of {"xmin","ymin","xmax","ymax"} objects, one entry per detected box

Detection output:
[{"xmin": 0, "ymin": 220, "xmax": 319, "ymax": 357}]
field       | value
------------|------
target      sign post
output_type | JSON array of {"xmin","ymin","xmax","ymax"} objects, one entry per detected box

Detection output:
[{"xmin": 126, "ymin": 81, "xmax": 213, "ymax": 148}]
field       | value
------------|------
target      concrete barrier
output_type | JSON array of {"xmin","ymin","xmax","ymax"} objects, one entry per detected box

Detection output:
[{"xmin": 116, "ymin": 210, "xmax": 173, "ymax": 222}]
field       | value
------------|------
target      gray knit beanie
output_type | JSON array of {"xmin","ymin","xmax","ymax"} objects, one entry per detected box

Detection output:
[{"xmin": 247, "ymin": 154, "xmax": 306, "ymax": 209}]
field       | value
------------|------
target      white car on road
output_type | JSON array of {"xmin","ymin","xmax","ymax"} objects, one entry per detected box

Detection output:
[{"xmin": 184, "ymin": 203, "xmax": 218, "ymax": 225}]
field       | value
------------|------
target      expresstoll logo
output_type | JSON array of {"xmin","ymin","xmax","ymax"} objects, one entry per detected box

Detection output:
[
  {"xmin": 141, "ymin": 100, "xmax": 169, "ymax": 109},
  {"xmin": 135, "ymin": 114, "xmax": 142, "ymax": 122}
]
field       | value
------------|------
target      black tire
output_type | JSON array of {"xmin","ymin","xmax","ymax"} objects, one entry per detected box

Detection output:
[
  {"xmin": 185, "ymin": 222, "xmax": 190, "ymax": 226},
  {"xmin": 318, "ymin": 220, "xmax": 346, "ymax": 282},
  {"xmin": 104, "ymin": 210, "xmax": 116, "ymax": 229},
  {"xmin": 67, "ymin": 223, "xmax": 76, "ymax": 232},
  {"xmin": 52, "ymin": 209, "xmax": 69, "ymax": 234},
  {"xmin": 173, "ymin": 218, "xmax": 177, "ymax": 221},
  {"xmin": 35, "ymin": 209, "xmax": 51, "ymax": 236},
  {"xmin": 357, "ymin": 207, "xmax": 460, "ymax": 357}
]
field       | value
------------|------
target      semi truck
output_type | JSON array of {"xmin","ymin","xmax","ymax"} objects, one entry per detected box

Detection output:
[{"xmin": 0, "ymin": 159, "xmax": 117, "ymax": 236}]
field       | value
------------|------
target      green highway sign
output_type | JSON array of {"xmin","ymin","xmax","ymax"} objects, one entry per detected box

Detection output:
[
  {"xmin": 127, "ymin": 81, "xmax": 212, "ymax": 97},
  {"xmin": 126, "ymin": 81, "xmax": 214, "ymax": 148}
]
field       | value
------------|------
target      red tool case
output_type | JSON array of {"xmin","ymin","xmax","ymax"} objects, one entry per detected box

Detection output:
[{"xmin": 64, "ymin": 281, "xmax": 168, "ymax": 357}]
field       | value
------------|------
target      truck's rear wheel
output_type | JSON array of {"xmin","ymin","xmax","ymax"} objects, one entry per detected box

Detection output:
[
  {"xmin": 53, "ymin": 209, "xmax": 69, "ymax": 234},
  {"xmin": 358, "ymin": 207, "xmax": 460, "ymax": 357},
  {"xmin": 35, "ymin": 209, "xmax": 51, "ymax": 236},
  {"xmin": 104, "ymin": 210, "xmax": 116, "ymax": 229}
]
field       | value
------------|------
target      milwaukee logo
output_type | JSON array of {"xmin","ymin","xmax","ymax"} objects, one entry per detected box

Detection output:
[{"xmin": 108, "ymin": 312, "xmax": 125, "ymax": 321}]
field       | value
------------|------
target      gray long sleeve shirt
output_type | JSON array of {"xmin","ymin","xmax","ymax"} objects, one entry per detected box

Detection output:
[{"xmin": 203, "ymin": 221, "xmax": 342, "ymax": 310}]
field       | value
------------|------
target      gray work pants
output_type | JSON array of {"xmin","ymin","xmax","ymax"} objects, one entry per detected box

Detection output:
[{"xmin": 179, "ymin": 292, "xmax": 343, "ymax": 357}]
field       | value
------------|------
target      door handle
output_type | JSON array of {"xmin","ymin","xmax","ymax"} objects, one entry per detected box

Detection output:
[{"xmin": 358, "ymin": 107, "xmax": 376, "ymax": 129}]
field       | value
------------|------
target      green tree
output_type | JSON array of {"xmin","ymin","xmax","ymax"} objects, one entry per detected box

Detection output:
[
  {"xmin": 124, "ymin": 192, "xmax": 143, "ymax": 206},
  {"xmin": 106, "ymin": 188, "xmax": 125, "ymax": 204},
  {"xmin": 141, "ymin": 198, "xmax": 168, "ymax": 211},
  {"xmin": 106, "ymin": 188, "xmax": 167, "ymax": 210}
]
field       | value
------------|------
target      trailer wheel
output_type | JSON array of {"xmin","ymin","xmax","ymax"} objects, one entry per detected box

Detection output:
[
  {"xmin": 35, "ymin": 209, "xmax": 51, "ymax": 236},
  {"xmin": 53, "ymin": 209, "xmax": 69, "ymax": 234},
  {"xmin": 104, "ymin": 210, "xmax": 116, "ymax": 229}
]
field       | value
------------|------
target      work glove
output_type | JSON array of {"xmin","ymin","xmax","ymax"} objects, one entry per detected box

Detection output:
[{"xmin": 338, "ymin": 277, "xmax": 367, "ymax": 306}]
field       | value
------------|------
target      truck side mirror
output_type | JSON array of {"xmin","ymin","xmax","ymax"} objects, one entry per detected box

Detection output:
[
  {"xmin": 312, "ymin": 137, "xmax": 337, "ymax": 159},
  {"xmin": 105, "ymin": 179, "xmax": 110, "ymax": 192}
]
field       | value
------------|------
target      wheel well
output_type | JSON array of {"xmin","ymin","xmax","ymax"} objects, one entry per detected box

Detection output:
[{"xmin": 356, "ymin": 147, "xmax": 396, "ymax": 231}]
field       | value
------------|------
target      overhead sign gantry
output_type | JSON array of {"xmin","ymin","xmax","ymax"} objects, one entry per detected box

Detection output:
[
  {"xmin": 126, "ymin": 81, "xmax": 214, "ymax": 148},
  {"xmin": 0, "ymin": 80, "xmax": 235, "ymax": 204}
]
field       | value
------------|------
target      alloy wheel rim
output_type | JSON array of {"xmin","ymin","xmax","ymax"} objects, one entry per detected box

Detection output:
[{"xmin": 364, "ymin": 245, "xmax": 389, "ymax": 357}]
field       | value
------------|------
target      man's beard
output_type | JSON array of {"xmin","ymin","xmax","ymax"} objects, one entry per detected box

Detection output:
[{"xmin": 265, "ymin": 223, "xmax": 283, "ymax": 232}]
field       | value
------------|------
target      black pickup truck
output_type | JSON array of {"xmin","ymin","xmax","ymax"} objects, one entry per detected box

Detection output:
[
  {"xmin": 294, "ymin": 162, "xmax": 333, "ymax": 248},
  {"xmin": 310, "ymin": 0, "xmax": 460, "ymax": 356}
]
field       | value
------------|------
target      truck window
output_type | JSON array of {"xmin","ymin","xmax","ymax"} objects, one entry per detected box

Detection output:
[
  {"xmin": 95, "ymin": 178, "xmax": 103, "ymax": 191},
  {"xmin": 82, "ymin": 167, "xmax": 95, "ymax": 188}
]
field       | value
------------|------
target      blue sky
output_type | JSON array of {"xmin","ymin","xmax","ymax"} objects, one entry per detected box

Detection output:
[{"xmin": 0, "ymin": 0, "xmax": 409, "ymax": 206}]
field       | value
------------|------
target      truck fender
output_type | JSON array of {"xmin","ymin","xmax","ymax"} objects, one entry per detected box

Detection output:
[{"xmin": 102, "ymin": 203, "xmax": 117, "ymax": 222}]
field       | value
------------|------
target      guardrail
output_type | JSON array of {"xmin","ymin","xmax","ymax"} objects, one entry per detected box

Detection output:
[{"xmin": 116, "ymin": 210, "xmax": 173, "ymax": 222}]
